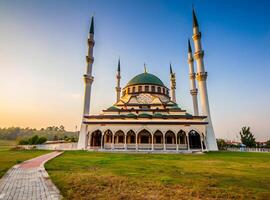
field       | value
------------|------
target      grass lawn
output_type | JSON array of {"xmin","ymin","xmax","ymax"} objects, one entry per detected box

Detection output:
[
  {"xmin": 0, "ymin": 140, "xmax": 49, "ymax": 177},
  {"xmin": 45, "ymin": 151, "xmax": 270, "ymax": 200}
]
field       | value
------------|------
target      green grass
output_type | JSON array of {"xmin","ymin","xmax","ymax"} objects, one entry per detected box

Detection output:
[
  {"xmin": 0, "ymin": 140, "xmax": 49, "ymax": 177},
  {"xmin": 45, "ymin": 151, "xmax": 270, "ymax": 200}
]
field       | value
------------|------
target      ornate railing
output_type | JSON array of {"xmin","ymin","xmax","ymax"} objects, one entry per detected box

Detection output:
[
  {"xmin": 114, "ymin": 143, "xmax": 125, "ymax": 149},
  {"xmin": 153, "ymin": 144, "xmax": 164, "ymax": 150},
  {"xmin": 138, "ymin": 144, "xmax": 152, "ymax": 150},
  {"xmin": 165, "ymin": 144, "xmax": 177, "ymax": 150},
  {"xmin": 178, "ymin": 144, "xmax": 188, "ymax": 149},
  {"xmin": 126, "ymin": 144, "xmax": 136, "ymax": 149}
]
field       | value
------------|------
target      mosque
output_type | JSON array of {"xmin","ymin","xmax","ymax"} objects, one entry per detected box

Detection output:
[{"xmin": 77, "ymin": 9, "xmax": 218, "ymax": 151}]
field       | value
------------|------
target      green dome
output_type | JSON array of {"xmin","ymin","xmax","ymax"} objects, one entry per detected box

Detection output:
[{"xmin": 127, "ymin": 72, "xmax": 164, "ymax": 86}]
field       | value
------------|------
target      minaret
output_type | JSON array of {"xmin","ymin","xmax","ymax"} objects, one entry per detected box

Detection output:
[
  {"xmin": 169, "ymin": 63, "xmax": 176, "ymax": 103},
  {"xmin": 192, "ymin": 9, "xmax": 218, "ymax": 151},
  {"xmin": 78, "ymin": 16, "xmax": 95, "ymax": 149},
  {"xmin": 188, "ymin": 39, "xmax": 199, "ymax": 115},
  {"xmin": 83, "ymin": 16, "xmax": 95, "ymax": 115},
  {"xmin": 115, "ymin": 58, "xmax": 121, "ymax": 102}
]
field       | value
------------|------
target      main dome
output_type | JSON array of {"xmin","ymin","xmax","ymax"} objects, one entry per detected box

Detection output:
[{"xmin": 126, "ymin": 72, "xmax": 165, "ymax": 87}]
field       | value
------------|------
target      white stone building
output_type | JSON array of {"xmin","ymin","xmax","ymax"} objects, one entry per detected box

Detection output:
[{"xmin": 77, "ymin": 9, "xmax": 218, "ymax": 152}]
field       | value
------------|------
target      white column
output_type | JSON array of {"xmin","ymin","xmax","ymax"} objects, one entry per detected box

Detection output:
[
  {"xmin": 200, "ymin": 134, "xmax": 203, "ymax": 152},
  {"xmin": 192, "ymin": 22, "xmax": 218, "ymax": 151},
  {"xmin": 176, "ymin": 134, "xmax": 179, "ymax": 151},
  {"xmin": 101, "ymin": 134, "xmax": 103, "ymax": 150},
  {"xmin": 151, "ymin": 134, "xmax": 154, "ymax": 151},
  {"xmin": 136, "ymin": 134, "xmax": 138, "ymax": 151},
  {"xmin": 187, "ymin": 134, "xmax": 190, "ymax": 151},
  {"xmin": 112, "ymin": 133, "xmax": 115, "ymax": 150},
  {"xmin": 163, "ymin": 133, "xmax": 166, "ymax": 150},
  {"xmin": 124, "ymin": 133, "xmax": 127, "ymax": 150}
]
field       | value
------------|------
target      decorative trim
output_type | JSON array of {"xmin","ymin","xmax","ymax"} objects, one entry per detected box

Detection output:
[
  {"xmin": 192, "ymin": 32, "xmax": 201, "ymax": 40},
  {"xmin": 190, "ymin": 89, "xmax": 198, "ymax": 95},
  {"xmin": 188, "ymin": 57, "xmax": 194, "ymax": 63},
  {"xmin": 194, "ymin": 51, "xmax": 204, "ymax": 60},
  {"xmin": 84, "ymin": 74, "xmax": 94, "ymax": 84},
  {"xmin": 189, "ymin": 73, "xmax": 196, "ymax": 80},
  {"xmin": 196, "ymin": 72, "xmax": 208, "ymax": 81},
  {"xmin": 83, "ymin": 121, "xmax": 208, "ymax": 125},
  {"xmin": 86, "ymin": 56, "xmax": 94, "ymax": 63},
  {"xmin": 87, "ymin": 38, "xmax": 95, "ymax": 46},
  {"xmin": 84, "ymin": 114, "xmax": 206, "ymax": 119}
]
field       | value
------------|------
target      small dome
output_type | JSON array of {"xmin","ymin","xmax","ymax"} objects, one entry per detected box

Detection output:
[{"xmin": 127, "ymin": 72, "xmax": 165, "ymax": 87}]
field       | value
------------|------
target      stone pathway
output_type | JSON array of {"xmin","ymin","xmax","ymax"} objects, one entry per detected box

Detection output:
[{"xmin": 0, "ymin": 151, "xmax": 62, "ymax": 200}]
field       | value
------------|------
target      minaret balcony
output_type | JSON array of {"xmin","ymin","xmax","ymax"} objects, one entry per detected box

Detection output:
[
  {"xmin": 84, "ymin": 74, "xmax": 94, "ymax": 84},
  {"xmin": 196, "ymin": 72, "xmax": 208, "ymax": 81},
  {"xmin": 194, "ymin": 50, "xmax": 204, "ymax": 60}
]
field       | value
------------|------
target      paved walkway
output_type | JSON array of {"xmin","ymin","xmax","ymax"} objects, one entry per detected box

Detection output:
[{"xmin": 0, "ymin": 151, "xmax": 62, "ymax": 200}]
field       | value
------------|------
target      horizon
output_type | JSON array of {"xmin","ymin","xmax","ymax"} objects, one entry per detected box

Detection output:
[{"xmin": 0, "ymin": 0, "xmax": 270, "ymax": 141}]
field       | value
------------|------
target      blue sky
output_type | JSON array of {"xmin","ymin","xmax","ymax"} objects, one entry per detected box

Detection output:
[{"xmin": 0, "ymin": 0, "xmax": 269, "ymax": 141}]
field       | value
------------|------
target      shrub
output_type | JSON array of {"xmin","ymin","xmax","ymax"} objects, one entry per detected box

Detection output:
[
  {"xmin": 28, "ymin": 135, "xmax": 39, "ymax": 145},
  {"xmin": 18, "ymin": 139, "xmax": 29, "ymax": 145},
  {"xmin": 18, "ymin": 135, "xmax": 47, "ymax": 145},
  {"xmin": 217, "ymin": 139, "xmax": 227, "ymax": 150},
  {"xmin": 37, "ymin": 137, "xmax": 47, "ymax": 144}
]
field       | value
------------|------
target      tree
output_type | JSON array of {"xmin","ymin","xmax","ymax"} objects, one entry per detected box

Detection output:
[
  {"xmin": 59, "ymin": 125, "xmax": 65, "ymax": 131},
  {"xmin": 37, "ymin": 137, "xmax": 47, "ymax": 144},
  {"xmin": 18, "ymin": 139, "xmax": 29, "ymax": 145},
  {"xmin": 239, "ymin": 127, "xmax": 256, "ymax": 148},
  {"xmin": 28, "ymin": 135, "xmax": 39, "ymax": 145},
  {"xmin": 53, "ymin": 135, "xmax": 59, "ymax": 141},
  {"xmin": 266, "ymin": 140, "xmax": 270, "ymax": 148},
  {"xmin": 217, "ymin": 139, "xmax": 227, "ymax": 150}
]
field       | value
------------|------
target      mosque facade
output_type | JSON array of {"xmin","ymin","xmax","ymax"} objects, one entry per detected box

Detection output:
[{"xmin": 77, "ymin": 10, "xmax": 218, "ymax": 152}]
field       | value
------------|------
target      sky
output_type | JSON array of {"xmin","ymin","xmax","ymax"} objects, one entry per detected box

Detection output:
[{"xmin": 0, "ymin": 0, "xmax": 270, "ymax": 141}]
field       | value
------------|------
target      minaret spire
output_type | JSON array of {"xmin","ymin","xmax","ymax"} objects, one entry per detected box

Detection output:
[
  {"xmin": 78, "ymin": 15, "xmax": 96, "ymax": 149},
  {"xmin": 187, "ymin": 39, "xmax": 199, "ymax": 116},
  {"xmin": 192, "ymin": 8, "xmax": 199, "ymax": 28},
  {"xmin": 116, "ymin": 58, "xmax": 121, "ymax": 102},
  {"xmin": 191, "ymin": 8, "xmax": 218, "ymax": 151},
  {"xmin": 144, "ymin": 63, "xmax": 147, "ymax": 73},
  {"xmin": 169, "ymin": 63, "xmax": 176, "ymax": 103},
  {"xmin": 90, "ymin": 16, "xmax": 94, "ymax": 34}
]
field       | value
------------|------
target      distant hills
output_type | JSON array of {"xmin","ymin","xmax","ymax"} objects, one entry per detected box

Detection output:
[{"xmin": 0, "ymin": 126, "xmax": 78, "ymax": 142}]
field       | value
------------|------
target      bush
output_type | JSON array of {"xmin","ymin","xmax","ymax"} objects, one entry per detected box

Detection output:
[
  {"xmin": 37, "ymin": 137, "xmax": 47, "ymax": 144},
  {"xmin": 18, "ymin": 135, "xmax": 47, "ymax": 145},
  {"xmin": 217, "ymin": 139, "xmax": 227, "ymax": 150},
  {"xmin": 28, "ymin": 135, "xmax": 39, "ymax": 145},
  {"xmin": 18, "ymin": 139, "xmax": 29, "ymax": 145}
]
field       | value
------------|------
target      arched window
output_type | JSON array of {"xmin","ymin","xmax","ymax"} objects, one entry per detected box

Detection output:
[
  {"xmin": 165, "ymin": 131, "xmax": 176, "ymax": 144},
  {"xmin": 157, "ymin": 87, "xmax": 161, "ymax": 93},
  {"xmin": 114, "ymin": 130, "xmax": 125, "ymax": 144},
  {"xmin": 162, "ymin": 88, "xmax": 165, "ymax": 94},
  {"xmin": 127, "ymin": 88, "xmax": 130, "ymax": 94},
  {"xmin": 154, "ymin": 130, "xmax": 163, "ymax": 144},
  {"xmin": 138, "ymin": 129, "xmax": 151, "ymax": 144},
  {"xmin": 188, "ymin": 130, "xmax": 201, "ymax": 149},
  {"xmin": 151, "ymin": 86, "xmax": 155, "ymax": 92},
  {"xmin": 138, "ymin": 86, "xmax": 142, "ymax": 92},
  {"xmin": 145, "ymin": 86, "xmax": 149, "ymax": 92},
  {"xmin": 104, "ymin": 130, "xmax": 113, "ymax": 143},
  {"xmin": 91, "ymin": 130, "xmax": 102, "ymax": 147},
  {"xmin": 127, "ymin": 130, "xmax": 136, "ymax": 144},
  {"xmin": 177, "ymin": 130, "xmax": 187, "ymax": 144},
  {"xmin": 132, "ymin": 87, "xmax": 135, "ymax": 93}
]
